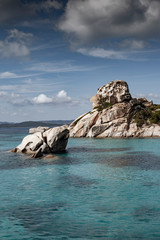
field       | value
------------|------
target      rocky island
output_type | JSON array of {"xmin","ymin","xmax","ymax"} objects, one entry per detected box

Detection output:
[{"xmin": 69, "ymin": 80, "xmax": 160, "ymax": 138}]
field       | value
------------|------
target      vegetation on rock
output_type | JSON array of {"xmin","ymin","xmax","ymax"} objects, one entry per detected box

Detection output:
[
  {"xmin": 134, "ymin": 104, "xmax": 160, "ymax": 127},
  {"xmin": 94, "ymin": 95, "xmax": 112, "ymax": 112}
]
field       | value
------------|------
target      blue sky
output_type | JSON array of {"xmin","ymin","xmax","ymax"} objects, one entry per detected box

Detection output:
[{"xmin": 0, "ymin": 0, "xmax": 160, "ymax": 122}]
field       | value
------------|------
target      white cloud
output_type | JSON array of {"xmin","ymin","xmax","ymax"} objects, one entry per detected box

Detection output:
[
  {"xmin": 0, "ymin": 72, "xmax": 18, "ymax": 78},
  {"xmin": 27, "ymin": 61, "xmax": 96, "ymax": 73},
  {"xmin": 58, "ymin": 0, "xmax": 160, "ymax": 44},
  {"xmin": 32, "ymin": 90, "xmax": 74, "ymax": 105},
  {"xmin": 77, "ymin": 47, "xmax": 126, "ymax": 59},
  {"xmin": 57, "ymin": 90, "xmax": 71, "ymax": 100},
  {"xmin": 0, "ymin": 29, "xmax": 33, "ymax": 58},
  {"xmin": 136, "ymin": 93, "xmax": 160, "ymax": 99},
  {"xmin": 32, "ymin": 94, "xmax": 53, "ymax": 104},
  {"xmin": 0, "ymin": 71, "xmax": 40, "ymax": 79}
]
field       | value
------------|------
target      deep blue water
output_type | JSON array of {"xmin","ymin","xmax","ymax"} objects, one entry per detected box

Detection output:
[{"xmin": 1, "ymin": 127, "xmax": 160, "ymax": 239}]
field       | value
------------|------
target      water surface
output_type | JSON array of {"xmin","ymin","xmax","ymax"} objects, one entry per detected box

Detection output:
[{"xmin": 0, "ymin": 127, "xmax": 160, "ymax": 239}]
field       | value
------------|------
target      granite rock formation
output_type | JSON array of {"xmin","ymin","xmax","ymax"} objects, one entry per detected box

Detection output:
[
  {"xmin": 69, "ymin": 80, "xmax": 160, "ymax": 138},
  {"xmin": 12, "ymin": 125, "xmax": 69, "ymax": 158}
]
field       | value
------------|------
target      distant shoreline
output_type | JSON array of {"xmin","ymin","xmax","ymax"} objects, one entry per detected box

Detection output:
[{"xmin": 0, "ymin": 120, "xmax": 73, "ymax": 128}]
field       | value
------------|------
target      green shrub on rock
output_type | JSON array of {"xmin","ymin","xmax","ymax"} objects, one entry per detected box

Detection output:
[
  {"xmin": 134, "ymin": 108, "xmax": 152, "ymax": 127},
  {"xmin": 150, "ymin": 111, "xmax": 160, "ymax": 125},
  {"xmin": 94, "ymin": 96, "xmax": 112, "ymax": 112}
]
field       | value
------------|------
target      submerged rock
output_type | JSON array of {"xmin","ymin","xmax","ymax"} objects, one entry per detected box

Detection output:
[
  {"xmin": 12, "ymin": 125, "xmax": 69, "ymax": 158},
  {"xmin": 69, "ymin": 80, "xmax": 160, "ymax": 138}
]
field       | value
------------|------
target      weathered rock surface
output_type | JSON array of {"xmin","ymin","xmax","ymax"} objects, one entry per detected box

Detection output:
[
  {"xmin": 69, "ymin": 80, "xmax": 160, "ymax": 138},
  {"xmin": 12, "ymin": 125, "xmax": 69, "ymax": 158},
  {"xmin": 29, "ymin": 126, "xmax": 50, "ymax": 134},
  {"xmin": 90, "ymin": 80, "xmax": 132, "ymax": 108}
]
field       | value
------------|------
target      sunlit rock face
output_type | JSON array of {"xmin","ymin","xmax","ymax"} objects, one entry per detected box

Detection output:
[
  {"xmin": 90, "ymin": 80, "xmax": 132, "ymax": 109},
  {"xmin": 11, "ymin": 125, "xmax": 69, "ymax": 158},
  {"xmin": 69, "ymin": 80, "xmax": 160, "ymax": 138}
]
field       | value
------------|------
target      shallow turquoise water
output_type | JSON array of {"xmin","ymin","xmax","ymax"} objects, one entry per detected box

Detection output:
[{"xmin": 1, "ymin": 127, "xmax": 160, "ymax": 239}]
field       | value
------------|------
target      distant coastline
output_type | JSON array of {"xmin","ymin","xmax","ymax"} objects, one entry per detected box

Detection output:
[{"xmin": 0, "ymin": 120, "xmax": 73, "ymax": 128}]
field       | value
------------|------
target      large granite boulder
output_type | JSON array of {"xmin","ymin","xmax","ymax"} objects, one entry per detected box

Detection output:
[
  {"xmin": 43, "ymin": 125, "xmax": 69, "ymax": 152},
  {"xmin": 90, "ymin": 80, "xmax": 132, "ymax": 109},
  {"xmin": 12, "ymin": 125, "xmax": 69, "ymax": 158},
  {"xmin": 69, "ymin": 80, "xmax": 160, "ymax": 138}
]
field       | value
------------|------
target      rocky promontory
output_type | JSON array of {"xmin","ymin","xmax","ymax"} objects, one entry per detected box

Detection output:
[{"xmin": 69, "ymin": 80, "xmax": 160, "ymax": 138}]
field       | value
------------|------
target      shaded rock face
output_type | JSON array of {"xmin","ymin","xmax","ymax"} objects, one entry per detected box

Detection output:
[
  {"xmin": 90, "ymin": 80, "xmax": 132, "ymax": 108},
  {"xmin": 69, "ymin": 80, "xmax": 160, "ymax": 138},
  {"xmin": 12, "ymin": 125, "xmax": 69, "ymax": 158}
]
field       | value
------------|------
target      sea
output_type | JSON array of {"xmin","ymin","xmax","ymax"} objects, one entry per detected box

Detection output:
[{"xmin": 1, "ymin": 126, "xmax": 160, "ymax": 239}]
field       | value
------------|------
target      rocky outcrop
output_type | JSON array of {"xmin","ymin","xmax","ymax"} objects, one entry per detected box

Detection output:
[
  {"xmin": 69, "ymin": 80, "xmax": 160, "ymax": 138},
  {"xmin": 12, "ymin": 125, "xmax": 69, "ymax": 158},
  {"xmin": 90, "ymin": 80, "xmax": 132, "ymax": 108}
]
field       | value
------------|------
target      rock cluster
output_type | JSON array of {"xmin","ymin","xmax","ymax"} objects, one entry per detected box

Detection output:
[
  {"xmin": 69, "ymin": 80, "xmax": 160, "ymax": 138},
  {"xmin": 12, "ymin": 125, "xmax": 69, "ymax": 158}
]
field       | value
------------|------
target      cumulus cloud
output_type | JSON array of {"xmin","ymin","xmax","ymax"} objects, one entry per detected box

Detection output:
[
  {"xmin": 32, "ymin": 90, "xmax": 74, "ymax": 105},
  {"xmin": 32, "ymin": 94, "xmax": 53, "ymax": 104},
  {"xmin": 0, "ymin": 29, "xmax": 33, "ymax": 58},
  {"xmin": 59, "ymin": 0, "xmax": 160, "ymax": 44}
]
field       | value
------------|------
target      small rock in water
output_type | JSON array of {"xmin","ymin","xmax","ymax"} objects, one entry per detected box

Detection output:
[
  {"xmin": 44, "ymin": 154, "xmax": 56, "ymax": 159},
  {"xmin": 11, "ymin": 125, "xmax": 69, "ymax": 158}
]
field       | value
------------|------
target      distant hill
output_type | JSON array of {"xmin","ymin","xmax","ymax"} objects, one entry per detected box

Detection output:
[{"xmin": 0, "ymin": 120, "xmax": 73, "ymax": 128}]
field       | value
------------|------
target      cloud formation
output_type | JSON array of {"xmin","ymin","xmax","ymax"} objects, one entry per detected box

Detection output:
[
  {"xmin": 0, "ymin": 88, "xmax": 75, "ymax": 106},
  {"xmin": 0, "ymin": 29, "xmax": 33, "ymax": 58},
  {"xmin": 0, "ymin": 0, "xmax": 63, "ymax": 25},
  {"xmin": 27, "ymin": 61, "xmax": 96, "ymax": 73},
  {"xmin": 77, "ymin": 48, "xmax": 127, "ymax": 59},
  {"xmin": 59, "ymin": 0, "xmax": 160, "ymax": 44},
  {"xmin": 32, "ymin": 90, "xmax": 72, "ymax": 105}
]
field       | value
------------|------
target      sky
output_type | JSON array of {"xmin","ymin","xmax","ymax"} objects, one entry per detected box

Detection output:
[{"xmin": 0, "ymin": 0, "xmax": 160, "ymax": 122}]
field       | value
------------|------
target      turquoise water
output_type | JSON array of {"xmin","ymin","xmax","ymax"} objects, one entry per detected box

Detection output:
[{"xmin": 1, "ymin": 127, "xmax": 160, "ymax": 239}]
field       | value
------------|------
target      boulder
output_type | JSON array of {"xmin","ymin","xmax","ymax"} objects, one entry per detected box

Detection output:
[
  {"xmin": 15, "ymin": 132, "xmax": 43, "ymax": 153},
  {"xmin": 12, "ymin": 125, "xmax": 69, "ymax": 157},
  {"xmin": 90, "ymin": 80, "xmax": 132, "ymax": 108},
  {"xmin": 43, "ymin": 125, "xmax": 69, "ymax": 152},
  {"xmin": 29, "ymin": 126, "xmax": 50, "ymax": 134}
]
